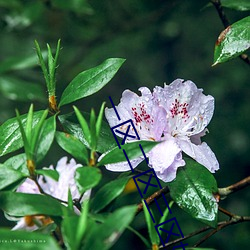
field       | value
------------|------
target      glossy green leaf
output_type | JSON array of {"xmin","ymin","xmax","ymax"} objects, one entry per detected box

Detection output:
[
  {"xmin": 36, "ymin": 169, "xmax": 59, "ymax": 181},
  {"xmin": 73, "ymin": 106, "xmax": 91, "ymax": 146},
  {"xmin": 89, "ymin": 108, "xmax": 97, "ymax": 150},
  {"xmin": 96, "ymin": 102, "xmax": 106, "ymax": 139},
  {"xmin": 83, "ymin": 205, "xmax": 136, "ymax": 250},
  {"xmin": 0, "ymin": 164, "xmax": 27, "ymax": 190},
  {"xmin": 0, "ymin": 192, "xmax": 65, "ymax": 216},
  {"xmin": 61, "ymin": 215, "xmax": 80, "ymax": 250},
  {"xmin": 59, "ymin": 58, "xmax": 125, "ymax": 106},
  {"xmin": 91, "ymin": 175, "xmax": 131, "ymax": 213},
  {"xmin": 4, "ymin": 153, "xmax": 28, "ymax": 175},
  {"xmin": 62, "ymin": 201, "xmax": 89, "ymax": 250},
  {"xmin": 75, "ymin": 167, "xmax": 102, "ymax": 194},
  {"xmin": 0, "ymin": 76, "xmax": 46, "ymax": 102},
  {"xmin": 36, "ymin": 116, "xmax": 56, "ymax": 162},
  {"xmin": 97, "ymin": 140, "xmax": 158, "ymax": 166},
  {"xmin": 89, "ymin": 212, "xmax": 151, "ymax": 248},
  {"xmin": 59, "ymin": 112, "xmax": 118, "ymax": 153},
  {"xmin": 76, "ymin": 200, "xmax": 89, "ymax": 248},
  {"xmin": 168, "ymin": 159, "xmax": 218, "ymax": 227},
  {"xmin": 0, "ymin": 111, "xmax": 44, "ymax": 157},
  {"xmin": 56, "ymin": 131, "xmax": 89, "ymax": 164},
  {"xmin": 221, "ymin": 0, "xmax": 250, "ymax": 11},
  {"xmin": 213, "ymin": 16, "xmax": 250, "ymax": 65},
  {"xmin": 0, "ymin": 228, "xmax": 60, "ymax": 250},
  {"xmin": 143, "ymin": 201, "xmax": 159, "ymax": 245}
]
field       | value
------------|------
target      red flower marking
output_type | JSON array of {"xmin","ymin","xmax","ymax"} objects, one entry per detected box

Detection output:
[
  {"xmin": 170, "ymin": 99, "xmax": 190, "ymax": 121},
  {"xmin": 131, "ymin": 102, "xmax": 153, "ymax": 125}
]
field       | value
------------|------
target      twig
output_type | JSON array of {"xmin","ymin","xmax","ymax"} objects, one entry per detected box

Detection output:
[
  {"xmin": 218, "ymin": 176, "xmax": 250, "ymax": 199},
  {"xmin": 218, "ymin": 206, "xmax": 235, "ymax": 218},
  {"xmin": 211, "ymin": 0, "xmax": 250, "ymax": 66},
  {"xmin": 159, "ymin": 216, "xmax": 250, "ymax": 249},
  {"xmin": 136, "ymin": 186, "xmax": 169, "ymax": 215},
  {"xmin": 193, "ymin": 216, "xmax": 250, "ymax": 247}
]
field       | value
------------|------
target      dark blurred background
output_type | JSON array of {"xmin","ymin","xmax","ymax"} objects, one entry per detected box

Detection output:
[{"xmin": 0, "ymin": 0, "xmax": 249, "ymax": 249}]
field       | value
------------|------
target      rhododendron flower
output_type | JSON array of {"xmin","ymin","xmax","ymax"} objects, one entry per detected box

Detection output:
[
  {"xmin": 11, "ymin": 157, "xmax": 90, "ymax": 231},
  {"xmin": 104, "ymin": 79, "xmax": 219, "ymax": 182}
]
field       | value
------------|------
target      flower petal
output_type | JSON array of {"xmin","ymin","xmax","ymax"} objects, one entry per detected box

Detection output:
[
  {"xmin": 105, "ymin": 88, "xmax": 166, "ymax": 141},
  {"xmin": 154, "ymin": 79, "xmax": 214, "ymax": 136},
  {"xmin": 148, "ymin": 137, "xmax": 185, "ymax": 182},
  {"xmin": 16, "ymin": 178, "xmax": 40, "ymax": 194},
  {"xmin": 104, "ymin": 156, "xmax": 145, "ymax": 172},
  {"xmin": 179, "ymin": 139, "xmax": 219, "ymax": 173},
  {"xmin": 41, "ymin": 157, "xmax": 82, "ymax": 201}
]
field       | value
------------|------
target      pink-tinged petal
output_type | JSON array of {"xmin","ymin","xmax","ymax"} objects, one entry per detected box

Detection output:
[
  {"xmin": 153, "ymin": 79, "xmax": 214, "ymax": 136},
  {"xmin": 148, "ymin": 137, "xmax": 185, "ymax": 182},
  {"xmin": 190, "ymin": 128, "xmax": 208, "ymax": 145},
  {"xmin": 39, "ymin": 157, "xmax": 82, "ymax": 201},
  {"xmin": 16, "ymin": 178, "xmax": 40, "ymax": 194},
  {"xmin": 105, "ymin": 88, "xmax": 166, "ymax": 141},
  {"xmin": 178, "ymin": 139, "xmax": 219, "ymax": 173},
  {"xmin": 104, "ymin": 156, "xmax": 145, "ymax": 172}
]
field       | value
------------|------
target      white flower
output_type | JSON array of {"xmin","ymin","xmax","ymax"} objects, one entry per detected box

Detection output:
[
  {"xmin": 12, "ymin": 157, "xmax": 90, "ymax": 231},
  {"xmin": 104, "ymin": 79, "xmax": 219, "ymax": 182}
]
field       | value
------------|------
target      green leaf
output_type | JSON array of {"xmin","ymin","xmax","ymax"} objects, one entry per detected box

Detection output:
[
  {"xmin": 59, "ymin": 112, "xmax": 118, "ymax": 153},
  {"xmin": 97, "ymin": 140, "xmax": 158, "ymax": 166},
  {"xmin": 96, "ymin": 102, "xmax": 106, "ymax": 140},
  {"xmin": 0, "ymin": 164, "xmax": 27, "ymax": 190},
  {"xmin": 0, "ymin": 192, "xmax": 65, "ymax": 216},
  {"xmin": 0, "ymin": 228, "xmax": 60, "ymax": 250},
  {"xmin": 142, "ymin": 200, "xmax": 159, "ymax": 245},
  {"xmin": 221, "ymin": 0, "xmax": 250, "ymax": 11},
  {"xmin": 89, "ymin": 108, "xmax": 97, "ymax": 150},
  {"xmin": 59, "ymin": 58, "xmax": 125, "ymax": 106},
  {"xmin": 36, "ymin": 116, "xmax": 56, "ymax": 162},
  {"xmin": 61, "ymin": 215, "xmax": 80, "ymax": 250},
  {"xmin": 168, "ymin": 159, "xmax": 218, "ymax": 227},
  {"xmin": 56, "ymin": 131, "xmax": 89, "ymax": 165},
  {"xmin": 0, "ymin": 110, "xmax": 44, "ymax": 157},
  {"xmin": 76, "ymin": 200, "xmax": 89, "ymax": 248},
  {"xmin": 0, "ymin": 76, "xmax": 46, "ymax": 102},
  {"xmin": 4, "ymin": 153, "xmax": 28, "ymax": 175},
  {"xmin": 30, "ymin": 109, "xmax": 48, "ymax": 158},
  {"xmin": 213, "ymin": 16, "xmax": 250, "ymax": 65},
  {"xmin": 73, "ymin": 106, "xmax": 91, "ymax": 146},
  {"xmin": 75, "ymin": 167, "xmax": 102, "ymax": 194},
  {"xmin": 158, "ymin": 200, "xmax": 174, "ymax": 227},
  {"xmin": 91, "ymin": 175, "xmax": 131, "ymax": 213},
  {"xmin": 83, "ymin": 205, "xmax": 136, "ymax": 250},
  {"xmin": 36, "ymin": 169, "xmax": 59, "ymax": 181}
]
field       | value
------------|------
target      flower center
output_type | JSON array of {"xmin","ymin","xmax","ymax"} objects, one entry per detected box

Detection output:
[
  {"xmin": 131, "ymin": 102, "xmax": 153, "ymax": 126},
  {"xmin": 170, "ymin": 99, "xmax": 190, "ymax": 121}
]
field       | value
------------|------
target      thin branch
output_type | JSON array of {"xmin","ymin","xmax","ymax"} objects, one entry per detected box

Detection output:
[
  {"xmin": 136, "ymin": 186, "xmax": 169, "ymax": 215},
  {"xmin": 211, "ymin": 0, "xmax": 230, "ymax": 27},
  {"xmin": 218, "ymin": 176, "xmax": 250, "ymax": 199},
  {"xmin": 193, "ymin": 216, "xmax": 250, "ymax": 247},
  {"xmin": 211, "ymin": 0, "xmax": 250, "ymax": 66},
  {"xmin": 159, "ymin": 223, "xmax": 212, "ymax": 249},
  {"xmin": 218, "ymin": 206, "xmax": 235, "ymax": 218},
  {"xmin": 159, "ymin": 216, "xmax": 250, "ymax": 249}
]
